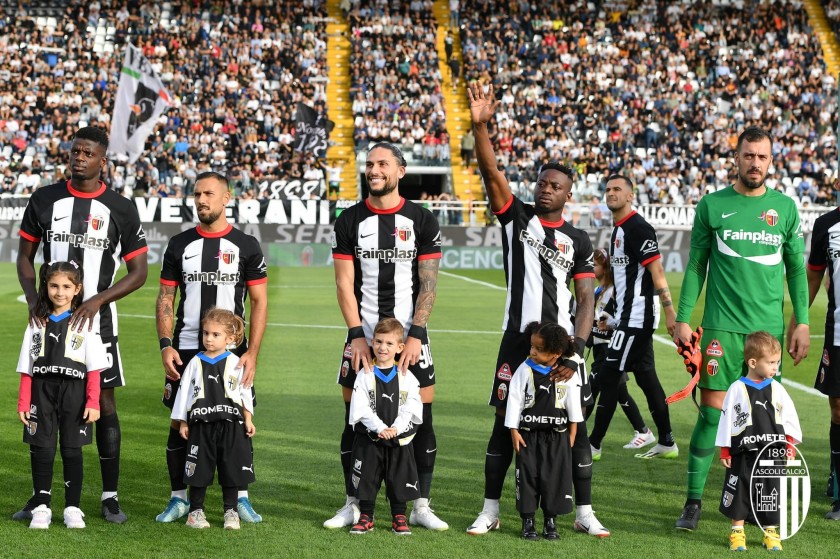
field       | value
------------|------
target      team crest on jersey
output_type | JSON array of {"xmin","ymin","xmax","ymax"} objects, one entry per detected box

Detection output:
[
  {"xmin": 367, "ymin": 390, "xmax": 376, "ymax": 409},
  {"xmin": 30, "ymin": 404, "xmax": 37, "ymax": 417},
  {"xmin": 759, "ymin": 209, "xmax": 779, "ymax": 227},
  {"xmin": 614, "ymin": 237, "xmax": 621, "ymax": 249},
  {"xmin": 497, "ymin": 383, "xmax": 508, "ymax": 401},
  {"xmin": 400, "ymin": 390, "xmax": 408, "ymax": 406},
  {"xmin": 723, "ymin": 491, "xmax": 734, "ymax": 508},
  {"xmin": 189, "ymin": 445, "xmax": 199, "ymax": 458},
  {"xmin": 86, "ymin": 214, "xmax": 107, "ymax": 231},
  {"xmin": 343, "ymin": 344, "xmax": 352, "ymax": 359},
  {"xmin": 707, "ymin": 359, "xmax": 719, "ymax": 376},
  {"xmin": 217, "ymin": 250, "xmax": 236, "ymax": 265},
  {"xmin": 70, "ymin": 334, "xmax": 83, "ymax": 351},
  {"xmin": 497, "ymin": 363, "xmax": 512, "ymax": 381},
  {"xmin": 727, "ymin": 474, "xmax": 738, "ymax": 488},
  {"xmin": 706, "ymin": 339, "xmax": 724, "ymax": 357},
  {"xmin": 733, "ymin": 403, "xmax": 748, "ymax": 428},
  {"xmin": 394, "ymin": 226, "xmax": 413, "ymax": 242},
  {"xmin": 185, "ymin": 462, "xmax": 196, "ymax": 477},
  {"xmin": 554, "ymin": 384, "xmax": 567, "ymax": 408},
  {"xmin": 823, "ymin": 349, "xmax": 830, "ymax": 367},
  {"xmin": 31, "ymin": 331, "xmax": 42, "ymax": 357},
  {"xmin": 554, "ymin": 239, "xmax": 571, "ymax": 254},
  {"xmin": 164, "ymin": 382, "xmax": 172, "ymax": 401},
  {"xmin": 27, "ymin": 421, "xmax": 37, "ymax": 436},
  {"xmin": 341, "ymin": 360, "xmax": 350, "ymax": 378},
  {"xmin": 227, "ymin": 375, "xmax": 238, "ymax": 391}
]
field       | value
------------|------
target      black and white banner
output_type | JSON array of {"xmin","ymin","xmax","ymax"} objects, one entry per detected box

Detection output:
[{"xmin": 293, "ymin": 102, "xmax": 328, "ymax": 157}]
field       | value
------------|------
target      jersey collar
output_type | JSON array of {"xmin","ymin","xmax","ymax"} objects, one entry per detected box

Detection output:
[
  {"xmin": 49, "ymin": 310, "xmax": 71, "ymax": 322},
  {"xmin": 365, "ymin": 197, "xmax": 405, "ymax": 215},
  {"xmin": 199, "ymin": 351, "xmax": 231, "ymax": 364},
  {"xmin": 614, "ymin": 210, "xmax": 637, "ymax": 227},
  {"xmin": 526, "ymin": 358, "xmax": 553, "ymax": 375},
  {"xmin": 67, "ymin": 180, "xmax": 107, "ymax": 198},
  {"xmin": 374, "ymin": 365, "xmax": 398, "ymax": 383},
  {"xmin": 196, "ymin": 223, "xmax": 233, "ymax": 238},
  {"xmin": 537, "ymin": 216, "xmax": 565, "ymax": 228},
  {"xmin": 739, "ymin": 376, "xmax": 772, "ymax": 389}
]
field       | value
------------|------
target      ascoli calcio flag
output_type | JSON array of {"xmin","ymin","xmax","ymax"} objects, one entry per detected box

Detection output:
[
  {"xmin": 294, "ymin": 102, "xmax": 328, "ymax": 157},
  {"xmin": 110, "ymin": 43, "xmax": 172, "ymax": 163}
]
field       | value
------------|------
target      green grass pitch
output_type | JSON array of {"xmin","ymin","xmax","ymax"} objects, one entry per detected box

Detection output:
[{"xmin": 0, "ymin": 264, "xmax": 835, "ymax": 558}]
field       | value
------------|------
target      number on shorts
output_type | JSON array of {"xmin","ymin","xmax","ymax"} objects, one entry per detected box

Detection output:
[
  {"xmin": 418, "ymin": 343, "xmax": 433, "ymax": 369},
  {"xmin": 102, "ymin": 341, "xmax": 114, "ymax": 369}
]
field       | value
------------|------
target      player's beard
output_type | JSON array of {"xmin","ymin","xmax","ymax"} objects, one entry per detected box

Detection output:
[
  {"xmin": 739, "ymin": 167, "xmax": 767, "ymax": 190},
  {"xmin": 198, "ymin": 208, "xmax": 222, "ymax": 225},
  {"xmin": 368, "ymin": 177, "xmax": 399, "ymax": 197}
]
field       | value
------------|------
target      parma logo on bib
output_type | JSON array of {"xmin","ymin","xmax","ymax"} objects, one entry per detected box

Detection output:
[
  {"xmin": 71, "ymin": 334, "xmax": 83, "ymax": 351},
  {"xmin": 185, "ymin": 462, "xmax": 196, "ymax": 477}
]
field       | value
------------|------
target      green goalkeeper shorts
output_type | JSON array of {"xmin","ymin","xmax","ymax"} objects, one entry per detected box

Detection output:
[{"xmin": 698, "ymin": 329, "xmax": 784, "ymax": 391}]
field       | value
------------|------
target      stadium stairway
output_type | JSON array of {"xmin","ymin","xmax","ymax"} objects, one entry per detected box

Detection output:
[
  {"xmin": 326, "ymin": 0, "xmax": 359, "ymax": 199},
  {"xmin": 433, "ymin": 0, "xmax": 486, "ymax": 224},
  {"xmin": 804, "ymin": 0, "xmax": 840, "ymax": 77}
]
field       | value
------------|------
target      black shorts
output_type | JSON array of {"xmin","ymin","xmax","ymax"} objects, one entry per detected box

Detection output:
[
  {"xmin": 24, "ymin": 377, "xmax": 93, "ymax": 448},
  {"xmin": 515, "ymin": 429, "xmax": 573, "ymax": 517},
  {"xmin": 720, "ymin": 451, "xmax": 780, "ymax": 526},
  {"xmin": 590, "ymin": 343, "xmax": 629, "ymax": 391},
  {"xmin": 100, "ymin": 336, "xmax": 125, "ymax": 389},
  {"xmin": 351, "ymin": 435, "xmax": 419, "ymax": 504},
  {"xmin": 816, "ymin": 345, "xmax": 840, "ymax": 397},
  {"xmin": 183, "ymin": 421, "xmax": 256, "ymax": 488},
  {"xmin": 336, "ymin": 330, "xmax": 436, "ymax": 389},
  {"xmin": 491, "ymin": 330, "xmax": 590, "ymax": 409},
  {"xmin": 163, "ymin": 341, "xmax": 249, "ymax": 409},
  {"xmin": 601, "ymin": 326, "xmax": 655, "ymax": 376}
]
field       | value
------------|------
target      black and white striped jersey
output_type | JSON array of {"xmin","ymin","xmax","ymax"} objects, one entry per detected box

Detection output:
[
  {"xmin": 331, "ymin": 197, "xmax": 442, "ymax": 339},
  {"xmin": 19, "ymin": 181, "xmax": 148, "ymax": 338},
  {"xmin": 807, "ymin": 208, "xmax": 840, "ymax": 346},
  {"xmin": 495, "ymin": 196, "xmax": 595, "ymax": 335},
  {"xmin": 610, "ymin": 210, "xmax": 661, "ymax": 330},
  {"xmin": 17, "ymin": 310, "xmax": 110, "ymax": 379},
  {"xmin": 160, "ymin": 224, "xmax": 268, "ymax": 350}
]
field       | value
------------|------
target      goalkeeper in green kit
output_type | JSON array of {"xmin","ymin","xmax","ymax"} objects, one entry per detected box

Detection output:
[{"xmin": 672, "ymin": 126, "xmax": 810, "ymax": 531}]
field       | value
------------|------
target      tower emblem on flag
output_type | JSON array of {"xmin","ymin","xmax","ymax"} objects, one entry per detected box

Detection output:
[
  {"xmin": 86, "ymin": 214, "xmax": 106, "ymax": 231},
  {"xmin": 751, "ymin": 442, "xmax": 810, "ymax": 540},
  {"xmin": 217, "ymin": 250, "xmax": 235, "ymax": 264},
  {"xmin": 395, "ymin": 227, "xmax": 412, "ymax": 242}
]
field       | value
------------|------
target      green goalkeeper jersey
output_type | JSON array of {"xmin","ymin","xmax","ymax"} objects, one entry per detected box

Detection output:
[{"xmin": 676, "ymin": 186, "xmax": 808, "ymax": 336}]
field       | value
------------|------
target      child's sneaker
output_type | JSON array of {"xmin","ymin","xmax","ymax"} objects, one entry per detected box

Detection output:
[
  {"xmin": 762, "ymin": 527, "xmax": 782, "ymax": 551},
  {"xmin": 521, "ymin": 517, "xmax": 538, "ymax": 541},
  {"xmin": 29, "ymin": 504, "xmax": 51, "ymax": 530},
  {"xmin": 186, "ymin": 509, "xmax": 210, "ymax": 529},
  {"xmin": 350, "ymin": 513, "xmax": 374, "ymax": 534},
  {"xmin": 542, "ymin": 517, "xmax": 559, "ymax": 540},
  {"xmin": 392, "ymin": 514, "xmax": 411, "ymax": 535},
  {"xmin": 224, "ymin": 508, "xmax": 241, "ymax": 530},
  {"xmin": 729, "ymin": 528, "xmax": 747, "ymax": 551},
  {"xmin": 63, "ymin": 506, "xmax": 86, "ymax": 529}
]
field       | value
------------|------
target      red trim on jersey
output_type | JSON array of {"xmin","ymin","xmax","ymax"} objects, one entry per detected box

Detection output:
[
  {"xmin": 538, "ymin": 216, "xmax": 565, "ymax": 228},
  {"xmin": 614, "ymin": 210, "xmax": 637, "ymax": 227},
  {"xmin": 196, "ymin": 223, "xmax": 233, "ymax": 238},
  {"xmin": 573, "ymin": 272, "xmax": 596, "ymax": 280},
  {"xmin": 333, "ymin": 253, "xmax": 354, "ymax": 260},
  {"xmin": 67, "ymin": 180, "xmax": 107, "ymax": 198},
  {"xmin": 19, "ymin": 230, "xmax": 39, "ymax": 243},
  {"xmin": 418, "ymin": 252, "xmax": 442, "ymax": 261},
  {"xmin": 365, "ymin": 197, "xmax": 406, "ymax": 214},
  {"xmin": 159, "ymin": 278, "xmax": 179, "ymax": 287},
  {"xmin": 246, "ymin": 277, "xmax": 268, "ymax": 286},
  {"xmin": 123, "ymin": 246, "xmax": 148, "ymax": 262},
  {"xmin": 493, "ymin": 195, "xmax": 514, "ymax": 215},
  {"xmin": 808, "ymin": 262, "xmax": 827, "ymax": 271},
  {"xmin": 641, "ymin": 254, "xmax": 661, "ymax": 267}
]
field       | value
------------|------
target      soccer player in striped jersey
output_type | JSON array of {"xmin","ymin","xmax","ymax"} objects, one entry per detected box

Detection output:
[
  {"xmin": 466, "ymin": 82, "xmax": 607, "ymax": 537},
  {"xmin": 588, "ymin": 174, "xmax": 678, "ymax": 462},
  {"xmin": 795, "ymin": 197, "xmax": 840, "ymax": 519},
  {"xmin": 16, "ymin": 126, "xmax": 148, "ymax": 524},
  {"xmin": 674, "ymin": 127, "xmax": 809, "ymax": 531},
  {"xmin": 326, "ymin": 143, "xmax": 446, "ymax": 531},
  {"xmin": 156, "ymin": 171, "xmax": 267, "ymax": 524}
]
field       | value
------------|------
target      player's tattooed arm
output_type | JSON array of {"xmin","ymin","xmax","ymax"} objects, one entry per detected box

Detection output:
[
  {"xmin": 413, "ymin": 258, "xmax": 439, "ymax": 327},
  {"xmin": 654, "ymin": 287, "xmax": 673, "ymax": 307},
  {"xmin": 156, "ymin": 284, "xmax": 182, "ymax": 379}
]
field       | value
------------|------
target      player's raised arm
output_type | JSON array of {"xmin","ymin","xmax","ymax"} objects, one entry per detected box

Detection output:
[{"xmin": 468, "ymin": 81, "xmax": 510, "ymax": 212}]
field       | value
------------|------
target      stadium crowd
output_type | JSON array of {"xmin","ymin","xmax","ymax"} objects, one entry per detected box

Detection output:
[
  {"xmin": 0, "ymin": 0, "xmax": 331, "ymax": 198},
  {"xmin": 459, "ymin": 0, "xmax": 839, "ymax": 207},
  {"xmin": 346, "ymin": 0, "xmax": 452, "ymax": 164}
]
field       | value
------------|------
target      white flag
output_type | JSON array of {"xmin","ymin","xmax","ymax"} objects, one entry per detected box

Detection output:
[{"xmin": 109, "ymin": 43, "xmax": 171, "ymax": 163}]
